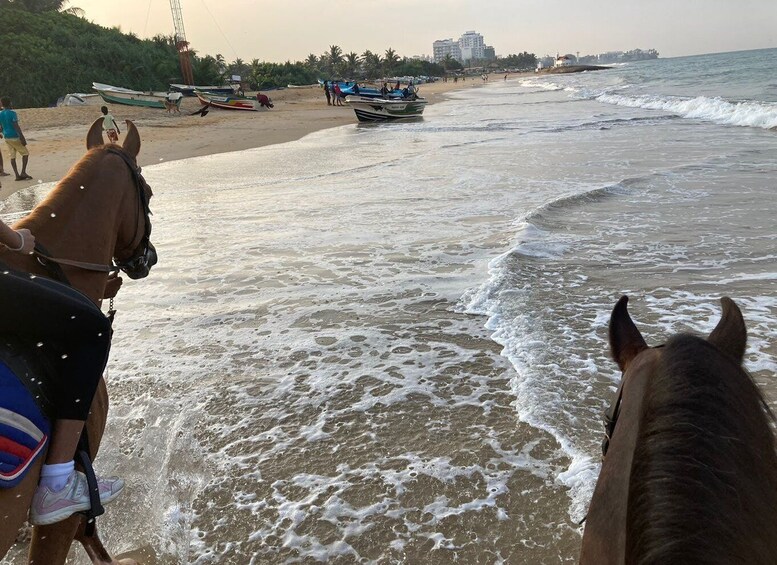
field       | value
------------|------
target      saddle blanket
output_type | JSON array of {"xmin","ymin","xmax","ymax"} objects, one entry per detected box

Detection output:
[{"xmin": 0, "ymin": 360, "xmax": 49, "ymax": 488}]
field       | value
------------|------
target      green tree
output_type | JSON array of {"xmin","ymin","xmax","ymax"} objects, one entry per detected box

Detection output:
[
  {"xmin": 360, "ymin": 50, "xmax": 382, "ymax": 78},
  {"xmin": 383, "ymin": 48, "xmax": 399, "ymax": 76},
  {"xmin": 327, "ymin": 45, "xmax": 343, "ymax": 67},
  {"xmin": 343, "ymin": 52, "xmax": 359, "ymax": 78}
]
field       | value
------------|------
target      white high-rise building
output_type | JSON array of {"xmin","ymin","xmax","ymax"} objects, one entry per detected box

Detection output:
[
  {"xmin": 433, "ymin": 39, "xmax": 462, "ymax": 63},
  {"xmin": 458, "ymin": 30, "xmax": 486, "ymax": 62}
]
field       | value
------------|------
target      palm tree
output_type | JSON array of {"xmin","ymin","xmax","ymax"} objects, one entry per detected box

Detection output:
[
  {"xmin": 305, "ymin": 54, "xmax": 318, "ymax": 69},
  {"xmin": 328, "ymin": 45, "xmax": 343, "ymax": 67},
  {"xmin": 14, "ymin": 0, "xmax": 83, "ymax": 14},
  {"xmin": 215, "ymin": 53, "xmax": 227, "ymax": 78},
  {"xmin": 361, "ymin": 50, "xmax": 382, "ymax": 79},
  {"xmin": 441, "ymin": 53, "xmax": 455, "ymax": 73},
  {"xmin": 228, "ymin": 57, "xmax": 249, "ymax": 81},
  {"xmin": 344, "ymin": 52, "xmax": 360, "ymax": 78},
  {"xmin": 383, "ymin": 48, "xmax": 400, "ymax": 76}
]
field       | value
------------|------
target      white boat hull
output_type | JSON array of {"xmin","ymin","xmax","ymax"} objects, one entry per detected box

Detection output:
[
  {"xmin": 345, "ymin": 95, "xmax": 427, "ymax": 122},
  {"xmin": 92, "ymin": 82, "xmax": 174, "ymax": 109}
]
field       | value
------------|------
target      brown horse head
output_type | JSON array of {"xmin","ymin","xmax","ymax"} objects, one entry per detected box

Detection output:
[
  {"xmin": 88, "ymin": 118, "xmax": 157, "ymax": 281},
  {"xmin": 581, "ymin": 296, "xmax": 777, "ymax": 564},
  {"xmin": 5, "ymin": 119, "xmax": 156, "ymax": 302},
  {"xmin": 0, "ymin": 121, "xmax": 155, "ymax": 565}
]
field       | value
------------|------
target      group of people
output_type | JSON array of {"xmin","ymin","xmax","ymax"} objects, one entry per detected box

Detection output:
[
  {"xmin": 0, "ymin": 96, "xmax": 32, "ymax": 183},
  {"xmin": 0, "ymin": 98, "xmax": 130, "ymax": 189},
  {"xmin": 322, "ymin": 81, "xmax": 345, "ymax": 106},
  {"xmin": 323, "ymin": 80, "xmax": 419, "ymax": 105}
]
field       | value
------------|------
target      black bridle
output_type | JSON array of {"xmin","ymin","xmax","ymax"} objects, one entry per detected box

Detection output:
[
  {"xmin": 106, "ymin": 146, "xmax": 156, "ymax": 279},
  {"xmin": 601, "ymin": 379, "xmax": 625, "ymax": 457},
  {"xmin": 34, "ymin": 145, "xmax": 156, "ymax": 284}
]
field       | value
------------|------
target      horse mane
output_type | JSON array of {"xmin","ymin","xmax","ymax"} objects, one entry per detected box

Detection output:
[{"xmin": 627, "ymin": 334, "xmax": 777, "ymax": 564}]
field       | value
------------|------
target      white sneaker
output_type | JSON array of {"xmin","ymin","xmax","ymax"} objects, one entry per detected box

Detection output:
[{"xmin": 29, "ymin": 471, "xmax": 124, "ymax": 526}]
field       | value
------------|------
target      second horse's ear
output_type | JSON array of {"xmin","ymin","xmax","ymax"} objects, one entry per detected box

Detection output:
[
  {"xmin": 609, "ymin": 296, "xmax": 648, "ymax": 372},
  {"xmin": 707, "ymin": 297, "xmax": 747, "ymax": 364},
  {"xmin": 122, "ymin": 120, "xmax": 141, "ymax": 160},
  {"xmin": 86, "ymin": 118, "xmax": 104, "ymax": 149}
]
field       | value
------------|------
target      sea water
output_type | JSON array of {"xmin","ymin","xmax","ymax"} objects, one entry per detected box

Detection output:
[{"xmin": 2, "ymin": 48, "xmax": 776, "ymax": 564}]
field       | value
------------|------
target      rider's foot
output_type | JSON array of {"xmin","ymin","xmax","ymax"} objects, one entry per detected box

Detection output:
[{"xmin": 29, "ymin": 471, "xmax": 124, "ymax": 526}]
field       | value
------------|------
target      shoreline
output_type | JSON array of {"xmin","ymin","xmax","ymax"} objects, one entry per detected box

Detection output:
[{"xmin": 0, "ymin": 75, "xmax": 529, "ymax": 201}]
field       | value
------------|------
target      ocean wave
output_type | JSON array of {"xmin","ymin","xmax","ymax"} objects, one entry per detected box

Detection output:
[
  {"xmin": 517, "ymin": 78, "xmax": 565, "ymax": 92},
  {"xmin": 595, "ymin": 93, "xmax": 777, "ymax": 130},
  {"xmin": 542, "ymin": 114, "xmax": 678, "ymax": 134}
]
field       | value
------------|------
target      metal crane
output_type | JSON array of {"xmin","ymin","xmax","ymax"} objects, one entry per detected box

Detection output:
[{"xmin": 169, "ymin": 0, "xmax": 194, "ymax": 86}]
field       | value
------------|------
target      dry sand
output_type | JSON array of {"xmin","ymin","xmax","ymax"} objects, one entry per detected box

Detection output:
[{"xmin": 0, "ymin": 78, "xmax": 502, "ymax": 200}]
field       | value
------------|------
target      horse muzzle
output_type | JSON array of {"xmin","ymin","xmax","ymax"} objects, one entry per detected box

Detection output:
[{"xmin": 119, "ymin": 241, "xmax": 158, "ymax": 280}]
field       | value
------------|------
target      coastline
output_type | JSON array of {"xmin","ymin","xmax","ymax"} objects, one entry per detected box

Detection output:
[{"xmin": 0, "ymin": 76, "xmax": 520, "ymax": 201}]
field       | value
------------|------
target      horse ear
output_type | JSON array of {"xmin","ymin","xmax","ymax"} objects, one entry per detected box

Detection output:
[
  {"xmin": 86, "ymin": 118, "xmax": 104, "ymax": 149},
  {"xmin": 609, "ymin": 295, "xmax": 648, "ymax": 371},
  {"xmin": 122, "ymin": 120, "xmax": 141, "ymax": 160},
  {"xmin": 707, "ymin": 297, "xmax": 747, "ymax": 364}
]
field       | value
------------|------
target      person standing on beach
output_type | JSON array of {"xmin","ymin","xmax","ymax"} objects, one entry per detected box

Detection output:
[
  {"xmin": 0, "ymin": 137, "xmax": 9, "ymax": 177},
  {"xmin": 323, "ymin": 81, "xmax": 331, "ymax": 106},
  {"xmin": 333, "ymin": 83, "xmax": 344, "ymax": 106},
  {"xmin": 100, "ymin": 106, "xmax": 121, "ymax": 143},
  {"xmin": 0, "ymin": 96, "xmax": 32, "ymax": 181}
]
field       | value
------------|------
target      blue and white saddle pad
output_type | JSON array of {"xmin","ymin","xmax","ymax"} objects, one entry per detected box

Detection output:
[{"xmin": 0, "ymin": 360, "xmax": 50, "ymax": 488}]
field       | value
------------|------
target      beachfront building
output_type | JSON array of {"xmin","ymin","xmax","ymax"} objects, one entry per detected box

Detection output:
[
  {"xmin": 434, "ymin": 31, "xmax": 496, "ymax": 64},
  {"xmin": 433, "ymin": 39, "xmax": 462, "ymax": 64},
  {"xmin": 459, "ymin": 31, "xmax": 486, "ymax": 63},
  {"xmin": 554, "ymin": 54, "xmax": 573, "ymax": 67}
]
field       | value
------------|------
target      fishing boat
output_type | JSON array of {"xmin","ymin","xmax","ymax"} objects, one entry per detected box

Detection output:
[
  {"xmin": 169, "ymin": 83, "xmax": 237, "ymax": 97},
  {"xmin": 92, "ymin": 82, "xmax": 180, "ymax": 110},
  {"xmin": 345, "ymin": 95, "xmax": 428, "ymax": 122},
  {"xmin": 194, "ymin": 90, "xmax": 260, "ymax": 111}
]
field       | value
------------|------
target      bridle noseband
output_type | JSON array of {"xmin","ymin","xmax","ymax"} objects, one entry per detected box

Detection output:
[{"xmin": 33, "ymin": 146, "xmax": 155, "ymax": 284}]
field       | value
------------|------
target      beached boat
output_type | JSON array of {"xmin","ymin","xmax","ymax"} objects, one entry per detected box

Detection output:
[
  {"xmin": 195, "ymin": 90, "xmax": 260, "ymax": 111},
  {"xmin": 345, "ymin": 95, "xmax": 428, "ymax": 122},
  {"xmin": 92, "ymin": 82, "xmax": 180, "ymax": 110},
  {"xmin": 169, "ymin": 83, "xmax": 237, "ymax": 97},
  {"xmin": 57, "ymin": 92, "xmax": 99, "ymax": 107}
]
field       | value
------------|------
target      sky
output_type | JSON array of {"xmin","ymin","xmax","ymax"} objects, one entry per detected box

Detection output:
[{"xmin": 72, "ymin": 0, "xmax": 776, "ymax": 63}]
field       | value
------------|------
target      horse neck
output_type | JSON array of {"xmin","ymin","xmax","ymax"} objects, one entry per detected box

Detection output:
[
  {"xmin": 10, "ymin": 160, "xmax": 125, "ymax": 304},
  {"xmin": 626, "ymin": 336, "xmax": 777, "ymax": 562},
  {"xmin": 580, "ymin": 350, "xmax": 659, "ymax": 565}
]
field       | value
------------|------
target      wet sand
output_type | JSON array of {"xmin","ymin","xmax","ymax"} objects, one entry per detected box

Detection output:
[{"xmin": 0, "ymin": 77, "xmax": 514, "ymax": 200}]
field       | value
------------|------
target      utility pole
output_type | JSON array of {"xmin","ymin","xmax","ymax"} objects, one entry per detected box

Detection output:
[{"xmin": 169, "ymin": 0, "xmax": 194, "ymax": 85}]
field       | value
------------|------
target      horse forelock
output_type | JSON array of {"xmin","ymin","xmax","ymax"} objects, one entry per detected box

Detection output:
[{"xmin": 626, "ymin": 333, "xmax": 777, "ymax": 563}]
